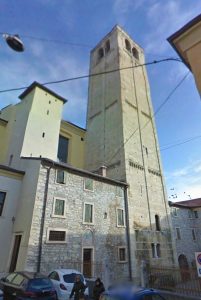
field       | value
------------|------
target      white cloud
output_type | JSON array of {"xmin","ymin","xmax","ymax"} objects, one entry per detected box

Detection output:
[
  {"xmin": 113, "ymin": 0, "xmax": 146, "ymax": 24},
  {"xmin": 144, "ymin": 0, "xmax": 201, "ymax": 55}
]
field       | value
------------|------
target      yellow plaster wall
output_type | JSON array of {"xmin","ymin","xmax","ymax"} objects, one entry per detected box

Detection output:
[
  {"xmin": 21, "ymin": 87, "xmax": 64, "ymax": 161},
  {"xmin": 0, "ymin": 105, "xmax": 17, "ymax": 165}
]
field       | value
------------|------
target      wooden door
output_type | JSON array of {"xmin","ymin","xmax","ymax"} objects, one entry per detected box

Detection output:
[{"xmin": 83, "ymin": 248, "xmax": 93, "ymax": 278}]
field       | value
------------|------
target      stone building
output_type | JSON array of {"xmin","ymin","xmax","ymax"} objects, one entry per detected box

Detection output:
[
  {"xmin": 0, "ymin": 82, "xmax": 129, "ymax": 286},
  {"xmin": 169, "ymin": 199, "xmax": 201, "ymax": 270},
  {"xmin": 0, "ymin": 25, "xmax": 176, "ymax": 284}
]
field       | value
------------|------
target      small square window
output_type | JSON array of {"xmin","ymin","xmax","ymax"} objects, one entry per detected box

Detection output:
[
  {"xmin": 117, "ymin": 208, "xmax": 125, "ymax": 227},
  {"xmin": 0, "ymin": 191, "xmax": 6, "ymax": 216},
  {"xmin": 56, "ymin": 170, "xmax": 66, "ymax": 184},
  {"xmin": 118, "ymin": 247, "xmax": 126, "ymax": 262},
  {"xmin": 84, "ymin": 203, "xmax": 93, "ymax": 224},
  {"xmin": 84, "ymin": 178, "xmax": 94, "ymax": 191},
  {"xmin": 53, "ymin": 198, "xmax": 65, "ymax": 217}
]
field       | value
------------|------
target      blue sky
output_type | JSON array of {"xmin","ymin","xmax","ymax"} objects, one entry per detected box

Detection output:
[{"xmin": 0, "ymin": 0, "xmax": 201, "ymax": 201}]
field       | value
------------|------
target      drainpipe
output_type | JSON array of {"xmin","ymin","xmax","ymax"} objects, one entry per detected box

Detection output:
[
  {"xmin": 123, "ymin": 186, "xmax": 132, "ymax": 281},
  {"xmin": 37, "ymin": 162, "xmax": 53, "ymax": 273}
]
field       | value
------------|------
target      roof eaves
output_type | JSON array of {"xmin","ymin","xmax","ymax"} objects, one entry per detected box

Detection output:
[
  {"xmin": 19, "ymin": 81, "xmax": 67, "ymax": 104},
  {"xmin": 21, "ymin": 156, "xmax": 128, "ymax": 187}
]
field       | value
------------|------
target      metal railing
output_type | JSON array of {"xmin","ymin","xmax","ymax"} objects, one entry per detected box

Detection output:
[{"xmin": 149, "ymin": 266, "xmax": 201, "ymax": 297}]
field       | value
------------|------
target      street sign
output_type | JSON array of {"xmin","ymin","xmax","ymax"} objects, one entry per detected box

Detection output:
[{"xmin": 195, "ymin": 252, "xmax": 201, "ymax": 277}]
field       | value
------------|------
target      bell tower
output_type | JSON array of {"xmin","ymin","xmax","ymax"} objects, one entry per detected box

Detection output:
[{"xmin": 85, "ymin": 25, "xmax": 176, "ymax": 281}]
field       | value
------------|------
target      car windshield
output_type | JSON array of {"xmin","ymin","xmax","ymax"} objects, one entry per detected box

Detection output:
[
  {"xmin": 63, "ymin": 273, "xmax": 84, "ymax": 283},
  {"xmin": 28, "ymin": 278, "xmax": 53, "ymax": 290}
]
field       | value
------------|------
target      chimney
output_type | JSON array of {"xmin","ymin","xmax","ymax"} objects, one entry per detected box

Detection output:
[{"xmin": 100, "ymin": 165, "xmax": 107, "ymax": 177}]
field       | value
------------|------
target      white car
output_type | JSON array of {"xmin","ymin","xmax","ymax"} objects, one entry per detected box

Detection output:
[{"xmin": 48, "ymin": 269, "xmax": 89, "ymax": 300}]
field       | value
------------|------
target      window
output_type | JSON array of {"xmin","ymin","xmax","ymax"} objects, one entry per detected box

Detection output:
[
  {"xmin": 0, "ymin": 191, "xmax": 6, "ymax": 216},
  {"xmin": 56, "ymin": 169, "xmax": 66, "ymax": 184},
  {"xmin": 5, "ymin": 273, "xmax": 17, "ymax": 283},
  {"xmin": 118, "ymin": 247, "xmax": 127, "ymax": 262},
  {"xmin": 188, "ymin": 210, "xmax": 193, "ymax": 218},
  {"xmin": 105, "ymin": 40, "xmax": 110, "ymax": 53},
  {"xmin": 151, "ymin": 243, "xmax": 161, "ymax": 258},
  {"xmin": 47, "ymin": 229, "xmax": 66, "ymax": 243},
  {"xmin": 84, "ymin": 203, "xmax": 93, "ymax": 224},
  {"xmin": 172, "ymin": 207, "xmax": 177, "ymax": 217},
  {"xmin": 12, "ymin": 274, "xmax": 24, "ymax": 285},
  {"xmin": 176, "ymin": 228, "xmax": 181, "ymax": 240},
  {"xmin": 132, "ymin": 47, "xmax": 139, "ymax": 60},
  {"xmin": 151, "ymin": 243, "xmax": 155, "ymax": 258},
  {"xmin": 192, "ymin": 229, "xmax": 196, "ymax": 241},
  {"xmin": 84, "ymin": 178, "xmax": 94, "ymax": 191},
  {"xmin": 53, "ymin": 198, "xmax": 66, "ymax": 217},
  {"xmin": 125, "ymin": 39, "xmax": 131, "ymax": 52},
  {"xmin": 155, "ymin": 215, "xmax": 161, "ymax": 231},
  {"xmin": 117, "ymin": 208, "xmax": 125, "ymax": 227},
  {"xmin": 98, "ymin": 48, "xmax": 104, "ymax": 59},
  {"xmin": 156, "ymin": 244, "xmax": 161, "ymax": 258},
  {"xmin": 194, "ymin": 210, "xmax": 198, "ymax": 218},
  {"xmin": 57, "ymin": 135, "xmax": 69, "ymax": 163},
  {"xmin": 48, "ymin": 271, "xmax": 60, "ymax": 281}
]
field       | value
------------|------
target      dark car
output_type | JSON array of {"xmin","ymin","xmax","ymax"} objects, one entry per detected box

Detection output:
[
  {"xmin": 101, "ymin": 285, "xmax": 166, "ymax": 300},
  {"xmin": 0, "ymin": 271, "xmax": 57, "ymax": 300}
]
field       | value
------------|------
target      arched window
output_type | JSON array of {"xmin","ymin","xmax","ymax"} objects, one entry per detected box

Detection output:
[
  {"xmin": 132, "ymin": 47, "xmax": 139, "ymax": 60},
  {"xmin": 105, "ymin": 40, "xmax": 110, "ymax": 53},
  {"xmin": 125, "ymin": 39, "xmax": 131, "ymax": 52},
  {"xmin": 98, "ymin": 47, "xmax": 104, "ymax": 60},
  {"xmin": 155, "ymin": 214, "xmax": 161, "ymax": 231}
]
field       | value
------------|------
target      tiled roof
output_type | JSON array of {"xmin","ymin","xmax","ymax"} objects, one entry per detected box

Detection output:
[{"xmin": 170, "ymin": 198, "xmax": 201, "ymax": 208}]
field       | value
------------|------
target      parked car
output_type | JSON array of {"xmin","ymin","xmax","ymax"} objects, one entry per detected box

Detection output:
[
  {"xmin": 101, "ymin": 285, "xmax": 166, "ymax": 300},
  {"xmin": 48, "ymin": 269, "xmax": 89, "ymax": 300},
  {"xmin": 0, "ymin": 271, "xmax": 56, "ymax": 300}
]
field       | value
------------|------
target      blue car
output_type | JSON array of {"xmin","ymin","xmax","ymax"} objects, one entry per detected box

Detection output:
[
  {"xmin": 0, "ymin": 271, "xmax": 57, "ymax": 300},
  {"xmin": 101, "ymin": 285, "xmax": 166, "ymax": 300}
]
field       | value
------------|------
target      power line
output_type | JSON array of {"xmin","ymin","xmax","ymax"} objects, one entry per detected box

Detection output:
[
  {"xmin": 22, "ymin": 34, "xmax": 92, "ymax": 48},
  {"xmin": 161, "ymin": 134, "xmax": 201, "ymax": 151},
  {"xmin": 0, "ymin": 57, "xmax": 182, "ymax": 94},
  {"xmin": 106, "ymin": 71, "xmax": 189, "ymax": 165},
  {"xmin": 0, "ymin": 32, "xmax": 92, "ymax": 48}
]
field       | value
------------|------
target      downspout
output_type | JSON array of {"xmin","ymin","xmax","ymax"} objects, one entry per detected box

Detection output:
[
  {"xmin": 37, "ymin": 162, "xmax": 53, "ymax": 273},
  {"xmin": 123, "ymin": 186, "xmax": 132, "ymax": 281}
]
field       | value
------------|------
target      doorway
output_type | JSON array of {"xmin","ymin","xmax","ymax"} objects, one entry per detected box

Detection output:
[
  {"xmin": 83, "ymin": 248, "xmax": 93, "ymax": 278},
  {"xmin": 9, "ymin": 234, "xmax": 22, "ymax": 272},
  {"xmin": 178, "ymin": 254, "xmax": 190, "ymax": 281}
]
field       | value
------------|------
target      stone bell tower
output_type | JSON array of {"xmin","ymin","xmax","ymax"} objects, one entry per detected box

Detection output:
[{"xmin": 85, "ymin": 25, "xmax": 176, "ymax": 281}]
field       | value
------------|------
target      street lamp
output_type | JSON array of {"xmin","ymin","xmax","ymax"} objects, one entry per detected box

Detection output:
[{"xmin": 2, "ymin": 34, "xmax": 24, "ymax": 52}]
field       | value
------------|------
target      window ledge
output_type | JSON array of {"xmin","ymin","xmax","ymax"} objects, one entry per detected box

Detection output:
[{"xmin": 51, "ymin": 214, "xmax": 66, "ymax": 219}]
